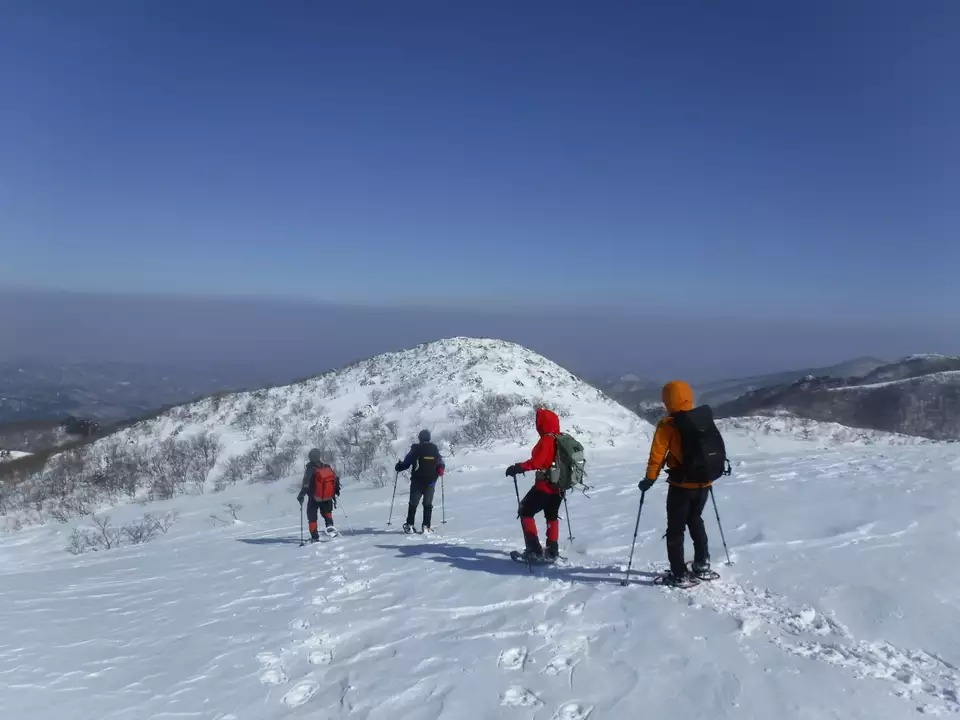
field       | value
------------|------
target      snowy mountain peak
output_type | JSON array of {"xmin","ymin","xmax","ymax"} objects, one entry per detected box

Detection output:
[{"xmin": 6, "ymin": 338, "xmax": 651, "ymax": 523}]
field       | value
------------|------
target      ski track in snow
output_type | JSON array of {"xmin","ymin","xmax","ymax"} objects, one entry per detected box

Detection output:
[{"xmin": 2, "ymin": 438, "xmax": 960, "ymax": 718}]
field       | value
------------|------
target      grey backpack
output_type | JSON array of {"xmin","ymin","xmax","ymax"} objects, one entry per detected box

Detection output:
[{"xmin": 545, "ymin": 432, "xmax": 587, "ymax": 491}]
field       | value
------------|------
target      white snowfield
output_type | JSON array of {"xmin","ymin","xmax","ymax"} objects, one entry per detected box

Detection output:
[
  {"xmin": 2, "ymin": 425, "xmax": 959, "ymax": 719},
  {"xmin": 0, "ymin": 449, "xmax": 31, "ymax": 462}
]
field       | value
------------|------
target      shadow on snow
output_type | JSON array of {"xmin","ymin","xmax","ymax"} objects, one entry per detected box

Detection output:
[
  {"xmin": 237, "ymin": 527, "xmax": 400, "ymax": 546},
  {"xmin": 375, "ymin": 541, "xmax": 659, "ymax": 586}
]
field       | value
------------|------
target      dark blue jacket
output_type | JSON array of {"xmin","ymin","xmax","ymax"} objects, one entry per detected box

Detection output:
[{"xmin": 397, "ymin": 442, "xmax": 445, "ymax": 484}]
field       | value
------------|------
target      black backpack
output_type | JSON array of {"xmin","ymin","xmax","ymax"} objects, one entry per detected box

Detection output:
[
  {"xmin": 412, "ymin": 442, "xmax": 441, "ymax": 483},
  {"xmin": 671, "ymin": 405, "xmax": 731, "ymax": 484}
]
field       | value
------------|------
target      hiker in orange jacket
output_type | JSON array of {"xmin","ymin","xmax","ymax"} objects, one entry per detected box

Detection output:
[
  {"xmin": 638, "ymin": 381, "xmax": 713, "ymax": 582},
  {"xmin": 505, "ymin": 408, "xmax": 562, "ymax": 562}
]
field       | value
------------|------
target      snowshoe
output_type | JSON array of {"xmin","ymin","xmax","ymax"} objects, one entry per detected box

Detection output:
[
  {"xmin": 309, "ymin": 536, "xmax": 321, "ymax": 544},
  {"xmin": 402, "ymin": 523, "xmax": 414, "ymax": 534},
  {"xmin": 422, "ymin": 526, "xmax": 435, "ymax": 534},
  {"xmin": 324, "ymin": 526, "xmax": 340, "ymax": 538},
  {"xmin": 510, "ymin": 549, "xmax": 555, "ymax": 566},
  {"xmin": 653, "ymin": 571, "xmax": 700, "ymax": 589},
  {"xmin": 689, "ymin": 561, "xmax": 719, "ymax": 581}
]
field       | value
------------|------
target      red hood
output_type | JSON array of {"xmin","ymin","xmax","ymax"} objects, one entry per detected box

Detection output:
[{"xmin": 535, "ymin": 408, "xmax": 560, "ymax": 436}]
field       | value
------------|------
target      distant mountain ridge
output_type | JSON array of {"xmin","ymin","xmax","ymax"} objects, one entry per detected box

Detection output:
[
  {"xmin": 592, "ymin": 356, "xmax": 889, "ymax": 419},
  {"xmin": 716, "ymin": 355, "xmax": 960, "ymax": 440}
]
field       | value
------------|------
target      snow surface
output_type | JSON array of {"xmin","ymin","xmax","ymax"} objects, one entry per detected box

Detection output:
[
  {"xmin": 0, "ymin": 450, "xmax": 31, "ymax": 462},
  {"xmin": 2, "ymin": 430, "xmax": 960, "ymax": 719}
]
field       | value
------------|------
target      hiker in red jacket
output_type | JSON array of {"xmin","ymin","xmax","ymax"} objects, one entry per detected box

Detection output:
[{"xmin": 505, "ymin": 408, "xmax": 562, "ymax": 562}]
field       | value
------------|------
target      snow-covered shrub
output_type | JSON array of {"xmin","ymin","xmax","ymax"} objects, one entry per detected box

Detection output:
[
  {"xmin": 452, "ymin": 392, "xmax": 528, "ymax": 449},
  {"xmin": 66, "ymin": 512, "xmax": 179, "ymax": 554},
  {"xmin": 215, "ymin": 455, "xmax": 251, "ymax": 491}
]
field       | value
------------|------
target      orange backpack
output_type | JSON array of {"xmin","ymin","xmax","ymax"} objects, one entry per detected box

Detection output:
[{"xmin": 313, "ymin": 466, "xmax": 338, "ymax": 501}]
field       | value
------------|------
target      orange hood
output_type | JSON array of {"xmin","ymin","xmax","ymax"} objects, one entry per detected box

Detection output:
[
  {"xmin": 662, "ymin": 381, "xmax": 694, "ymax": 414},
  {"xmin": 535, "ymin": 408, "xmax": 560, "ymax": 436}
]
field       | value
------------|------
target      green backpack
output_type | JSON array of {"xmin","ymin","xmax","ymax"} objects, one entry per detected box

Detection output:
[{"xmin": 545, "ymin": 432, "xmax": 587, "ymax": 491}]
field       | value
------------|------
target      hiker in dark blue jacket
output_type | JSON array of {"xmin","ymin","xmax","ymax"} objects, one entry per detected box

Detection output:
[{"xmin": 395, "ymin": 429, "xmax": 445, "ymax": 534}]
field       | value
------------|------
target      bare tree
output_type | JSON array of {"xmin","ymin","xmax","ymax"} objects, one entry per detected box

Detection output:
[
  {"xmin": 91, "ymin": 515, "xmax": 121, "ymax": 550},
  {"xmin": 123, "ymin": 516, "xmax": 159, "ymax": 544},
  {"xmin": 152, "ymin": 511, "xmax": 179, "ymax": 534}
]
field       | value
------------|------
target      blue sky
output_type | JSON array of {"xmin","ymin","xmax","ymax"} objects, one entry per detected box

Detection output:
[{"xmin": 1, "ymin": 1, "xmax": 958, "ymax": 361}]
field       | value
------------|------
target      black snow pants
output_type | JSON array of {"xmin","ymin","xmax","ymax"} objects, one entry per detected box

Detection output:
[
  {"xmin": 306, "ymin": 498, "xmax": 334, "ymax": 538},
  {"xmin": 407, "ymin": 479, "xmax": 437, "ymax": 528},
  {"xmin": 666, "ymin": 484, "xmax": 710, "ymax": 576}
]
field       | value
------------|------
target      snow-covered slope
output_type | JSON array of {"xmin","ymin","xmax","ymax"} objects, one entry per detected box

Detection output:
[
  {"xmin": 118, "ymin": 335, "xmax": 650, "ymax": 464},
  {"xmin": 718, "ymin": 415, "xmax": 937, "ymax": 453},
  {"xmin": 2, "ymin": 432, "xmax": 959, "ymax": 719},
  {"xmin": 0, "ymin": 338, "xmax": 651, "ymax": 527}
]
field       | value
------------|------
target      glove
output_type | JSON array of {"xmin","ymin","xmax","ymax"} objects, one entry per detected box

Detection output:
[
  {"xmin": 505, "ymin": 464, "xmax": 524, "ymax": 478},
  {"xmin": 437, "ymin": 466, "xmax": 445, "ymax": 477},
  {"xmin": 394, "ymin": 462, "xmax": 404, "ymax": 473},
  {"xmin": 637, "ymin": 478, "xmax": 656, "ymax": 492},
  {"xmin": 297, "ymin": 492, "xmax": 305, "ymax": 505}
]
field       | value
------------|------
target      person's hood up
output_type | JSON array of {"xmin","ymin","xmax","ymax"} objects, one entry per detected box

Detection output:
[
  {"xmin": 662, "ymin": 381, "xmax": 695, "ymax": 414},
  {"xmin": 535, "ymin": 408, "xmax": 560, "ymax": 436}
]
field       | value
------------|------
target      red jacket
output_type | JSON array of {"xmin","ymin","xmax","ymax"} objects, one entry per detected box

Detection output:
[{"xmin": 518, "ymin": 408, "xmax": 561, "ymax": 495}]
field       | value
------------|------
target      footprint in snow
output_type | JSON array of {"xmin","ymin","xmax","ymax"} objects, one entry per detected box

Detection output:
[
  {"xmin": 320, "ymin": 605, "xmax": 341, "ymax": 615},
  {"xmin": 564, "ymin": 603, "xmax": 585, "ymax": 616},
  {"xmin": 257, "ymin": 652, "xmax": 282, "ymax": 667},
  {"xmin": 281, "ymin": 679, "xmax": 319, "ymax": 708},
  {"xmin": 551, "ymin": 702, "xmax": 593, "ymax": 720},
  {"xmin": 543, "ymin": 655, "xmax": 575, "ymax": 676},
  {"xmin": 331, "ymin": 580, "xmax": 370, "ymax": 597},
  {"xmin": 308, "ymin": 650, "xmax": 333, "ymax": 665},
  {"xmin": 330, "ymin": 574, "xmax": 347, "ymax": 584},
  {"xmin": 497, "ymin": 647, "xmax": 528, "ymax": 670},
  {"xmin": 304, "ymin": 631, "xmax": 335, "ymax": 649},
  {"xmin": 500, "ymin": 686, "xmax": 542, "ymax": 708},
  {"xmin": 259, "ymin": 668, "xmax": 287, "ymax": 685},
  {"xmin": 289, "ymin": 618, "xmax": 310, "ymax": 631}
]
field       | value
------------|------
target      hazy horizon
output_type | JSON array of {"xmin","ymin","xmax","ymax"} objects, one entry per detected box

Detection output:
[{"xmin": 2, "ymin": 287, "xmax": 956, "ymax": 386}]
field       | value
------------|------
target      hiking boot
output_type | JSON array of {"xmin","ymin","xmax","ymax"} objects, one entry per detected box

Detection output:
[
  {"xmin": 422, "ymin": 526, "xmax": 435, "ymax": 534},
  {"xmin": 659, "ymin": 570, "xmax": 698, "ymax": 588},
  {"xmin": 519, "ymin": 548, "xmax": 545, "ymax": 563},
  {"xmin": 545, "ymin": 540, "xmax": 560, "ymax": 560},
  {"xmin": 309, "ymin": 535, "xmax": 320, "ymax": 543},
  {"xmin": 324, "ymin": 526, "xmax": 339, "ymax": 537},
  {"xmin": 402, "ymin": 523, "xmax": 414, "ymax": 534},
  {"xmin": 691, "ymin": 559, "xmax": 711, "ymax": 575}
]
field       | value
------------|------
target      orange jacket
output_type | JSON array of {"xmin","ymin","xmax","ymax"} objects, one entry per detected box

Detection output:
[{"xmin": 644, "ymin": 381, "xmax": 713, "ymax": 489}]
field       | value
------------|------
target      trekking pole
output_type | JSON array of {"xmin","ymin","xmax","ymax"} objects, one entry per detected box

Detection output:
[
  {"xmin": 511, "ymin": 475, "xmax": 533, "ymax": 572},
  {"xmin": 620, "ymin": 491, "xmax": 646, "ymax": 586},
  {"xmin": 709, "ymin": 487, "xmax": 733, "ymax": 565},
  {"xmin": 440, "ymin": 475, "xmax": 446, "ymax": 524},
  {"xmin": 337, "ymin": 498, "xmax": 355, "ymax": 535},
  {"xmin": 298, "ymin": 502, "xmax": 305, "ymax": 547},
  {"xmin": 562, "ymin": 496, "xmax": 574, "ymax": 542},
  {"xmin": 387, "ymin": 471, "xmax": 400, "ymax": 525}
]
